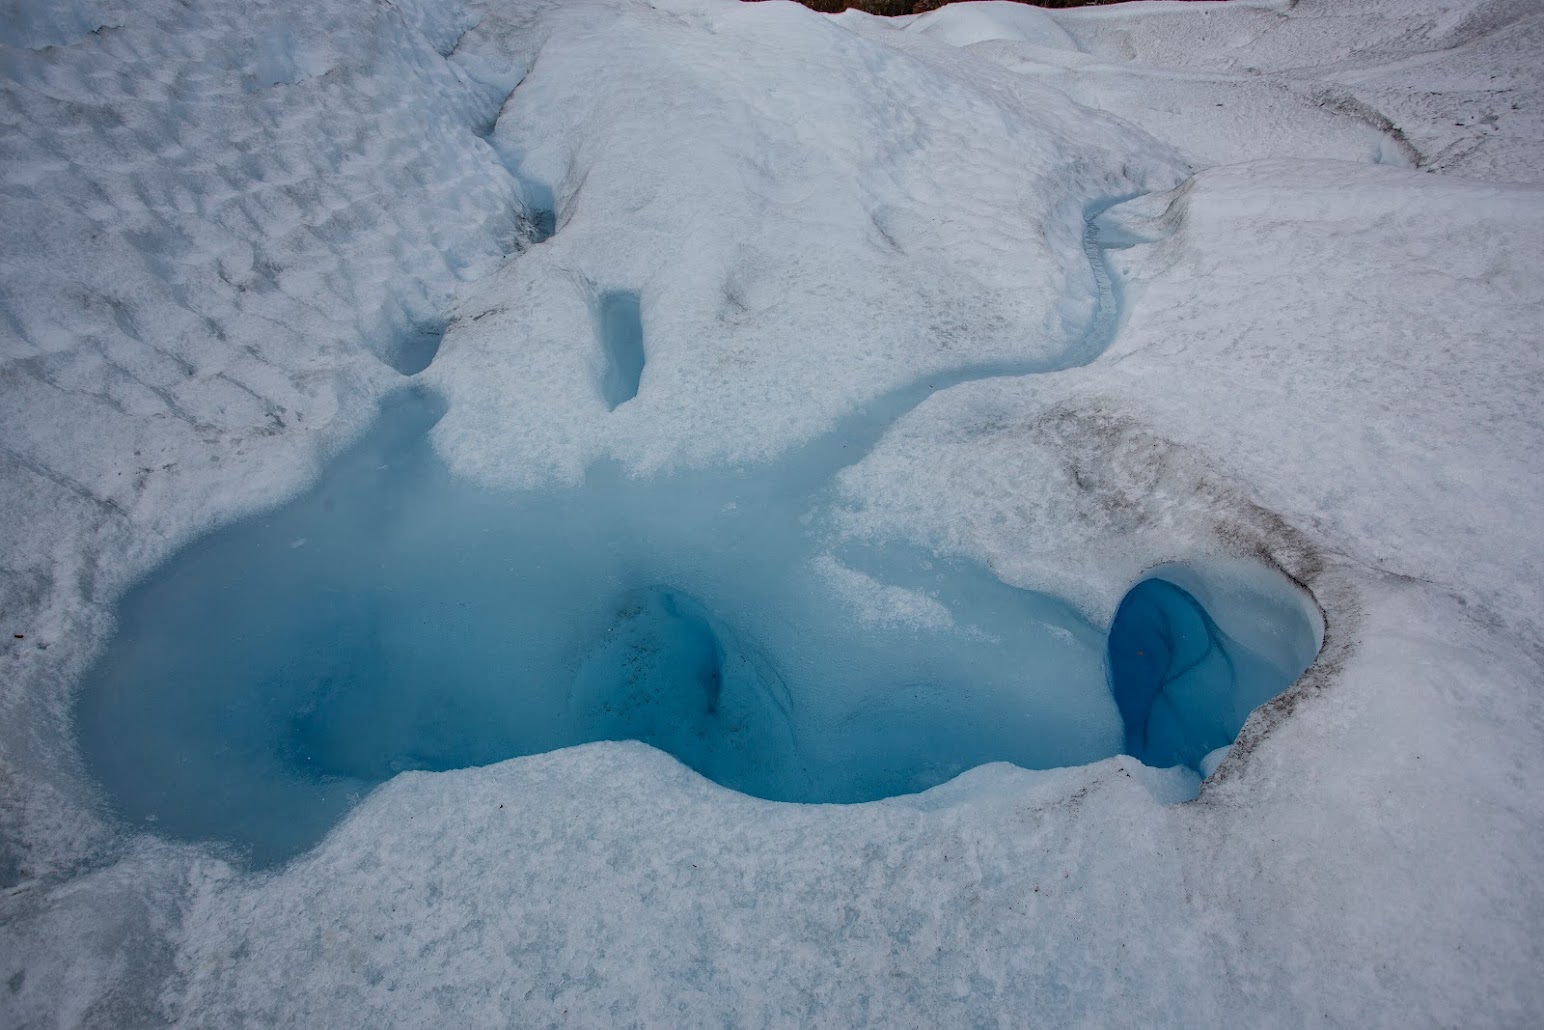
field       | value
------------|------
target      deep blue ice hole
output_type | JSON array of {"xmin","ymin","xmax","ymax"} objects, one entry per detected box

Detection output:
[
  {"xmin": 597, "ymin": 289, "xmax": 644, "ymax": 410},
  {"xmin": 74, "ymin": 200, "xmax": 1321, "ymax": 867}
]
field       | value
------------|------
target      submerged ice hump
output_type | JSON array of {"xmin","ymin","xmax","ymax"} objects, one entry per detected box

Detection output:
[{"xmin": 568, "ymin": 586, "xmax": 805, "ymax": 800}]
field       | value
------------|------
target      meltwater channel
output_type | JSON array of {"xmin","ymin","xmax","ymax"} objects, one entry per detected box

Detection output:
[{"xmin": 74, "ymin": 201, "xmax": 1322, "ymax": 866}]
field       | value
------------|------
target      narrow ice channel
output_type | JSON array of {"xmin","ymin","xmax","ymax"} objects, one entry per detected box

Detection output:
[
  {"xmin": 596, "ymin": 290, "xmax": 645, "ymax": 409},
  {"xmin": 73, "ymin": 201, "xmax": 1321, "ymax": 867}
]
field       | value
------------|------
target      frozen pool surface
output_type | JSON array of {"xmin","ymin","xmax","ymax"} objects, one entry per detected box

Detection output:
[
  {"xmin": 75, "ymin": 388, "xmax": 1123, "ymax": 864},
  {"xmin": 73, "ymin": 202, "xmax": 1320, "ymax": 866}
]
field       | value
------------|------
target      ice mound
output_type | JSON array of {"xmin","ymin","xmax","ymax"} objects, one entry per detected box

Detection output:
[
  {"xmin": 907, "ymin": 1, "xmax": 1079, "ymax": 51},
  {"xmin": 421, "ymin": 0, "xmax": 1189, "ymax": 487}
]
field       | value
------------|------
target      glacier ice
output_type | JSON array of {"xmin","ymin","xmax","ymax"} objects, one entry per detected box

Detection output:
[
  {"xmin": 72, "ymin": 208, "xmax": 1319, "ymax": 866},
  {"xmin": 1109, "ymin": 576, "xmax": 1305, "ymax": 771},
  {"xmin": 5, "ymin": 0, "xmax": 1544, "ymax": 1024}
]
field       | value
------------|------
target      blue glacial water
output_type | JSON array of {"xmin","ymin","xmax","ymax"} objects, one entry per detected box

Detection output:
[
  {"xmin": 596, "ymin": 289, "xmax": 645, "ymax": 410},
  {"xmin": 73, "ymin": 201, "xmax": 1320, "ymax": 867},
  {"xmin": 1108, "ymin": 575, "xmax": 1320, "ymax": 771}
]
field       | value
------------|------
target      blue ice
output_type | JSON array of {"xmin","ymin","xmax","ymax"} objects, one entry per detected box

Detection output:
[
  {"xmin": 597, "ymin": 290, "xmax": 644, "ymax": 409},
  {"xmin": 1108, "ymin": 577, "xmax": 1317, "ymax": 771},
  {"xmin": 72, "ymin": 200, "xmax": 1319, "ymax": 867},
  {"xmin": 75, "ymin": 388, "xmax": 1124, "ymax": 864}
]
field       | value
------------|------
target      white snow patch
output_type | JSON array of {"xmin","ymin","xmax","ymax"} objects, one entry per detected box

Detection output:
[{"xmin": 907, "ymin": 1, "xmax": 1079, "ymax": 51}]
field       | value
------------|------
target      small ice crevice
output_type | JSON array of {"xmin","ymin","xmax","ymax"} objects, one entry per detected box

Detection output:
[
  {"xmin": 520, "ymin": 178, "xmax": 557, "ymax": 244},
  {"xmin": 1064, "ymin": 194, "xmax": 1143, "ymax": 368},
  {"xmin": 381, "ymin": 320, "xmax": 448, "ymax": 377},
  {"xmin": 597, "ymin": 289, "xmax": 645, "ymax": 410}
]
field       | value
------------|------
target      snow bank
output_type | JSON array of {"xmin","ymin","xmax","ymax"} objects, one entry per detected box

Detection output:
[{"xmin": 907, "ymin": 1, "xmax": 1078, "ymax": 50}]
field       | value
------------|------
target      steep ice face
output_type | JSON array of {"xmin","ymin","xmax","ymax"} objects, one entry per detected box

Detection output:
[
  {"xmin": 1108, "ymin": 576, "xmax": 1317, "ymax": 771},
  {"xmin": 596, "ymin": 290, "xmax": 645, "ymax": 410}
]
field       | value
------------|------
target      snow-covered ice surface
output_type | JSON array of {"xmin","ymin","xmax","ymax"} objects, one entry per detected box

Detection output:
[{"xmin": 2, "ymin": 0, "xmax": 1543, "ymax": 1025}]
